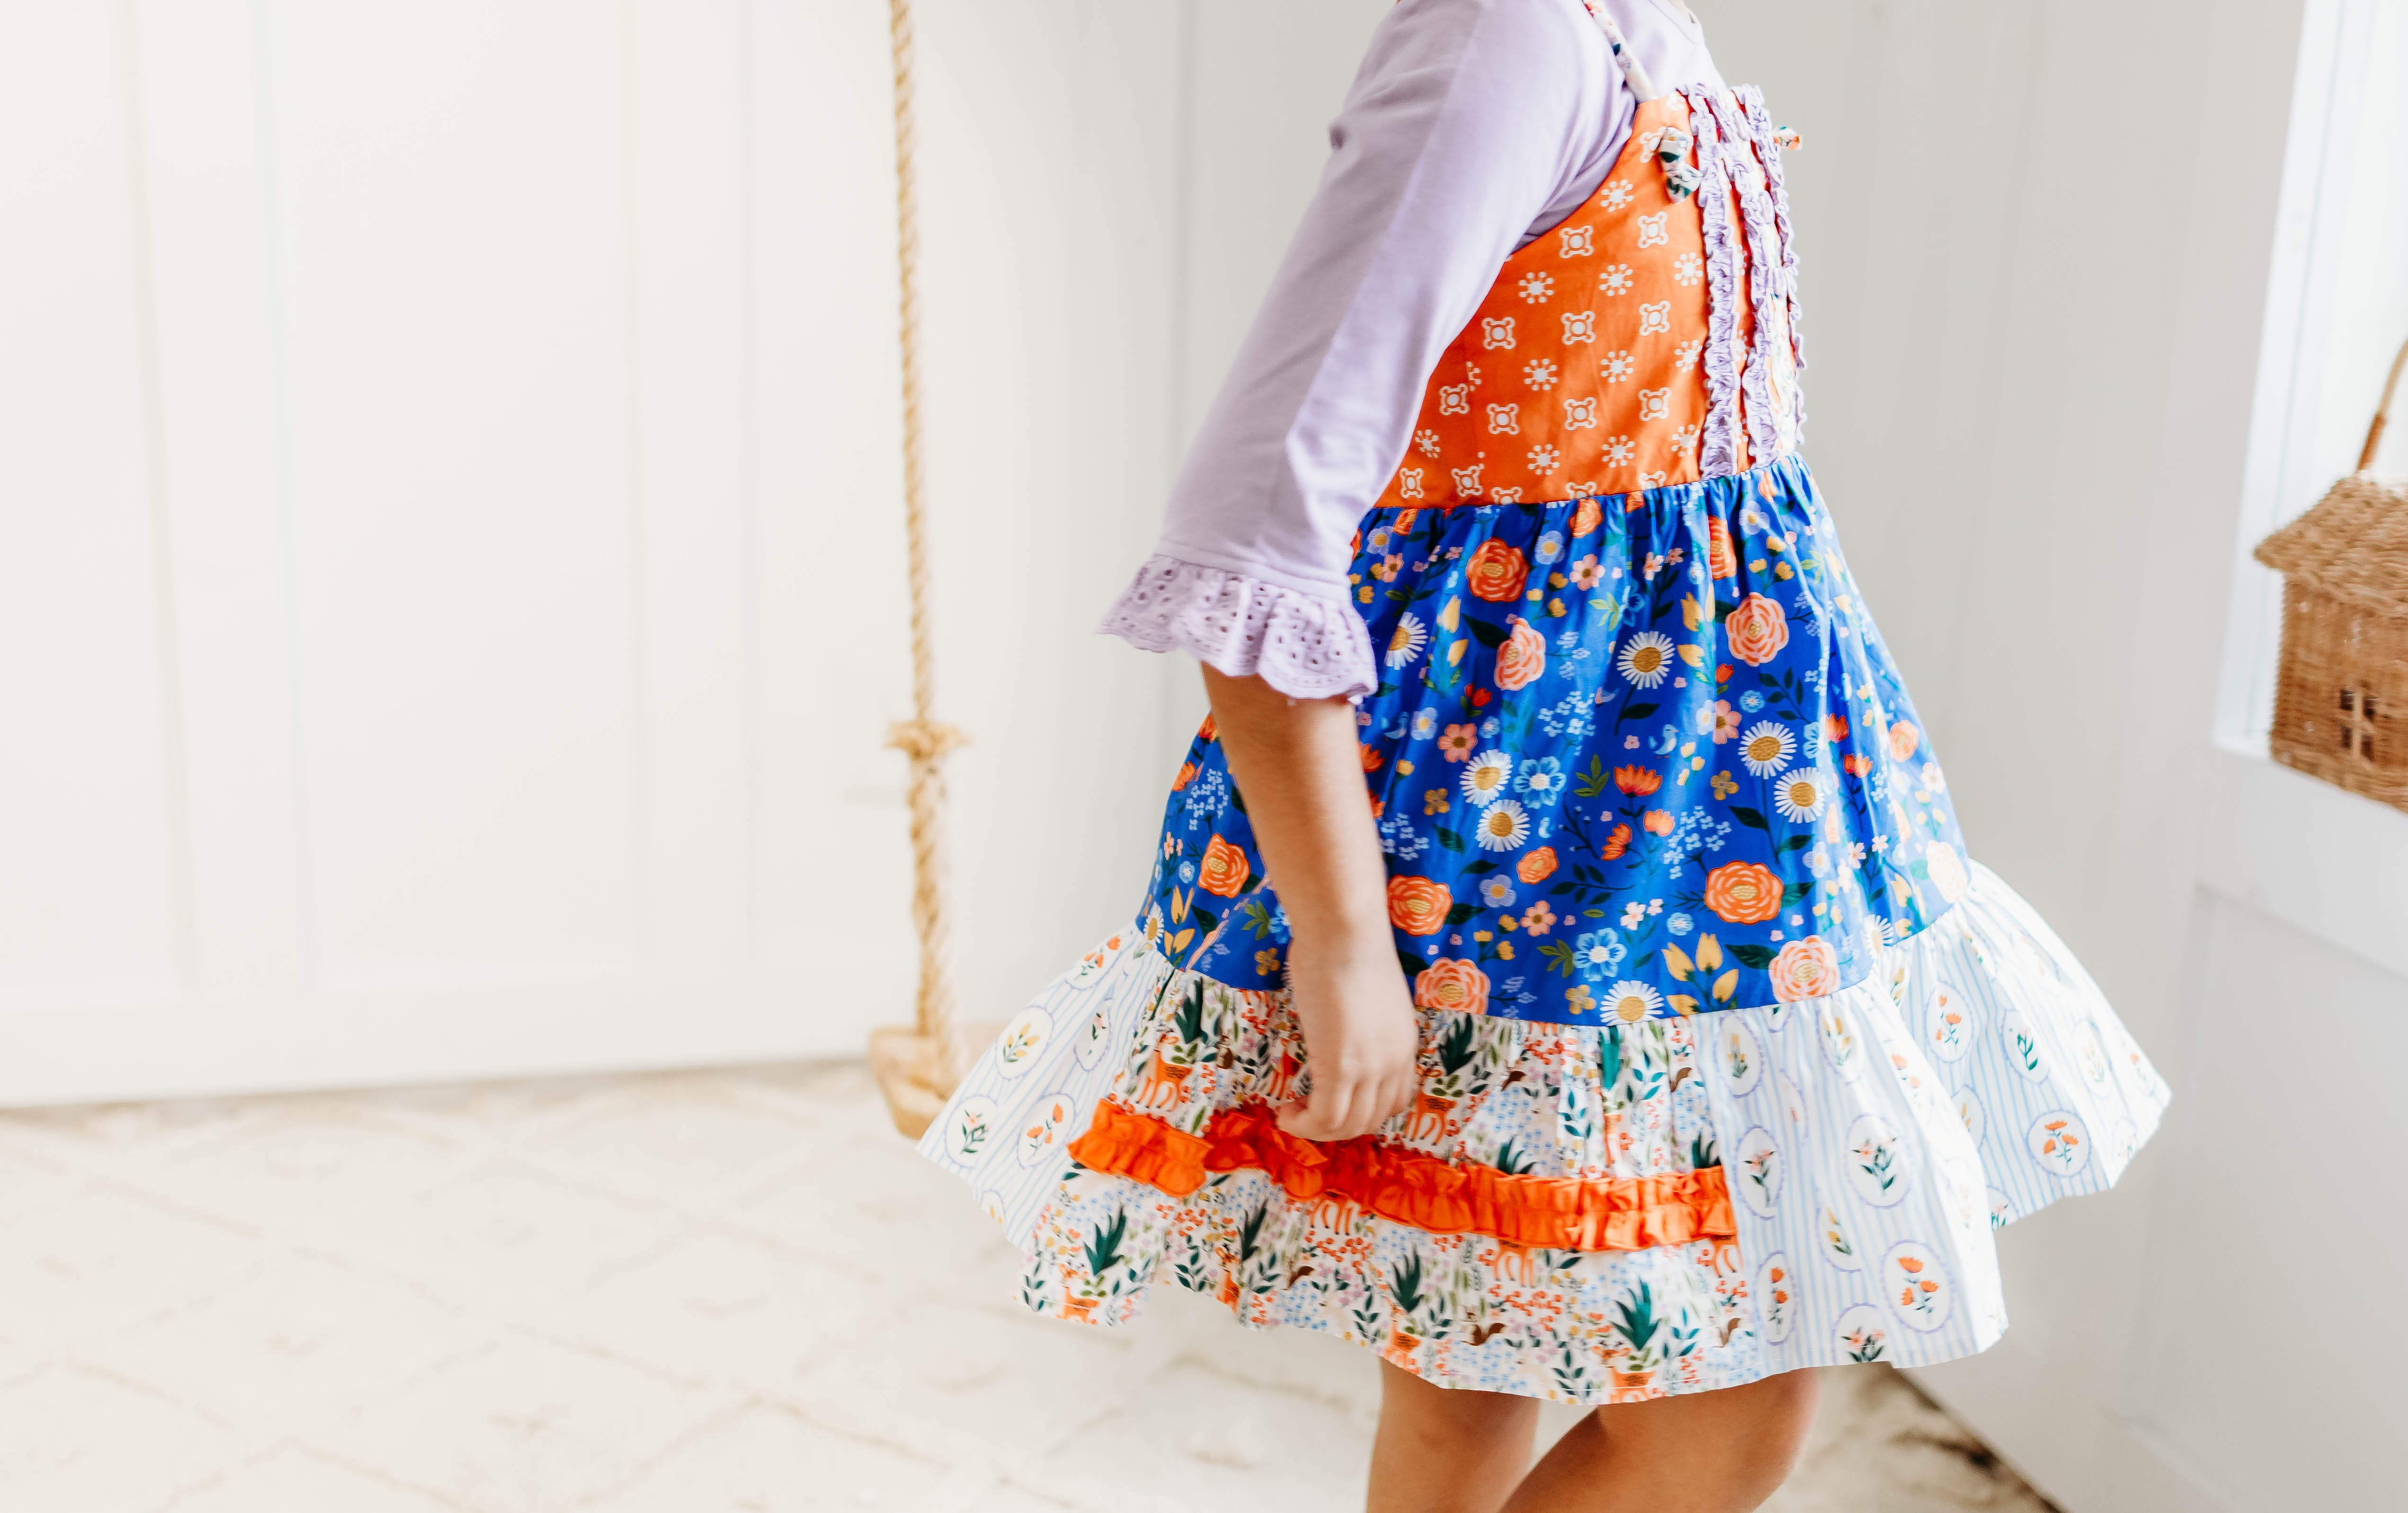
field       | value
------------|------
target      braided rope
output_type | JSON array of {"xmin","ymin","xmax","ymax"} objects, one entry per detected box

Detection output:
[{"xmin": 884, "ymin": 0, "xmax": 968, "ymax": 1084}]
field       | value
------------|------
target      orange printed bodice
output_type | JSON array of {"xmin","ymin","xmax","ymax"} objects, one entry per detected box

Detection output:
[{"xmin": 1376, "ymin": 89, "xmax": 1803, "ymax": 509}]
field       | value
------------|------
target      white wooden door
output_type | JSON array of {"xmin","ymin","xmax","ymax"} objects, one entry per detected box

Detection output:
[{"xmin": 0, "ymin": 0, "xmax": 1188, "ymax": 1105}]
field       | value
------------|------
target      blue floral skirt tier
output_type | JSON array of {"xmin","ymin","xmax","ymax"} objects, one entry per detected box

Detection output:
[{"xmin": 922, "ymin": 456, "xmax": 2169, "ymax": 1403}]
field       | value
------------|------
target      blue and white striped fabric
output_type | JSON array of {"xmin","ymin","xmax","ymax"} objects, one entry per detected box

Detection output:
[{"xmin": 917, "ymin": 932, "xmax": 1171, "ymax": 1249}]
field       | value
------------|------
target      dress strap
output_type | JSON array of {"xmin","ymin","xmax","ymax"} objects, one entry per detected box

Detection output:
[{"xmin": 1579, "ymin": 1, "xmax": 1662, "ymax": 101}]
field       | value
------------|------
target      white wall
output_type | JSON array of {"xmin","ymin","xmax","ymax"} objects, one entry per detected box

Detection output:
[{"xmin": 0, "ymin": 0, "xmax": 1186, "ymax": 1102}]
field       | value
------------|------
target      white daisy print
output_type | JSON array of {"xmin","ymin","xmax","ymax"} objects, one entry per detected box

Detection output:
[
  {"xmin": 1487, "ymin": 403, "xmax": 1520, "ymax": 435},
  {"xmin": 1523, "ymin": 358, "xmax": 1558, "ymax": 388},
  {"xmin": 1598, "ymin": 179, "xmax": 1634, "ymax": 211},
  {"xmin": 1563, "ymin": 396, "xmax": 1599, "ymax": 429},
  {"xmin": 1772, "ymin": 767, "xmax": 1828, "ymax": 822},
  {"xmin": 1398, "ymin": 467, "xmax": 1424, "ymax": 500},
  {"xmin": 1617, "ymin": 631, "xmax": 1676, "ymax": 688},
  {"xmin": 1638, "ymin": 301, "xmax": 1673, "ymax": 335},
  {"xmin": 1452, "ymin": 463, "xmax": 1484, "ymax": 497},
  {"xmin": 1740, "ymin": 721, "xmax": 1796, "ymax": 776},
  {"xmin": 1636, "ymin": 211, "xmax": 1669, "ymax": 248},
  {"xmin": 1415, "ymin": 427, "xmax": 1442, "ymax": 456},
  {"xmin": 1558, "ymin": 224, "xmax": 1595, "ymax": 258},
  {"xmin": 1519, "ymin": 272, "xmax": 1555, "ymax": 303},
  {"xmin": 1637, "ymin": 386, "xmax": 1672, "ymax": 421},
  {"xmin": 1602, "ymin": 351, "xmax": 1635, "ymax": 383},
  {"xmin": 1481, "ymin": 316, "xmax": 1516, "ymax": 349},
  {"xmin": 1605, "ymin": 980, "xmax": 1666, "ymax": 1022},
  {"xmin": 1461, "ymin": 750, "xmax": 1514, "ymax": 807},
  {"xmin": 1475, "ymin": 799, "xmax": 1532, "ymax": 852},
  {"xmin": 1528, "ymin": 444, "xmax": 1560, "ymax": 472},
  {"xmin": 1438, "ymin": 384, "xmax": 1471, "ymax": 416},
  {"xmin": 1601, "ymin": 264, "xmax": 1635, "ymax": 296},
  {"xmin": 1675, "ymin": 252, "xmax": 1703, "ymax": 286},
  {"xmin": 1561, "ymin": 310, "xmax": 1597, "ymax": 343},
  {"xmin": 1386, "ymin": 612, "xmax": 1428, "ymax": 669},
  {"xmin": 1604, "ymin": 435, "xmax": 1636, "ymax": 465},
  {"xmin": 1675, "ymin": 338, "xmax": 1704, "ymax": 369}
]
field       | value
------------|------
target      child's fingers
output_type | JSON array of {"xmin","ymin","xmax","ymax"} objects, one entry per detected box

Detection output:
[
  {"xmin": 1275, "ymin": 1093, "xmax": 1344, "ymax": 1141},
  {"xmin": 1321, "ymin": 1083, "xmax": 1371, "ymax": 1141},
  {"xmin": 1280, "ymin": 1083, "xmax": 1373, "ymax": 1142}
]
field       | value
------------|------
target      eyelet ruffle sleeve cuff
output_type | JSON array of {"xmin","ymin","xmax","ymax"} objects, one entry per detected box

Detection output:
[{"xmin": 1098, "ymin": 555, "xmax": 1379, "ymax": 701}]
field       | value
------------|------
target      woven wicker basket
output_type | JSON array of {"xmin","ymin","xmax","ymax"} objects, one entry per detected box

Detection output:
[{"xmin": 2253, "ymin": 335, "xmax": 2408, "ymax": 810}]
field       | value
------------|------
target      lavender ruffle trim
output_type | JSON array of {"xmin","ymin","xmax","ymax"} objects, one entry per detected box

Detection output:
[
  {"xmin": 1684, "ymin": 89, "xmax": 1746, "ymax": 481},
  {"xmin": 1098, "ymin": 555, "xmax": 1379, "ymax": 702}
]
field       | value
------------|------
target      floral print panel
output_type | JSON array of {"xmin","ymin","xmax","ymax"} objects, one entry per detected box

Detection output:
[
  {"xmin": 1138, "ymin": 455, "xmax": 1969, "ymax": 1024},
  {"xmin": 1016, "ymin": 955, "xmax": 1765, "ymax": 1405}
]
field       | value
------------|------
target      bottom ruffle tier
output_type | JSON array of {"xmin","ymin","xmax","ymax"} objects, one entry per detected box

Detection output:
[{"xmin": 919, "ymin": 861, "xmax": 2169, "ymax": 1405}]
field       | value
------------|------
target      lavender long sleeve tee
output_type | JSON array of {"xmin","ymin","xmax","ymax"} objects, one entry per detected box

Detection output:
[{"xmin": 1100, "ymin": 0, "xmax": 1725, "ymax": 699}]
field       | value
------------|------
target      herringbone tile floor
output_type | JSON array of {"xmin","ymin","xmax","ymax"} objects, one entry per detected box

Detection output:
[{"xmin": 0, "ymin": 1062, "xmax": 2055, "ymax": 1512}]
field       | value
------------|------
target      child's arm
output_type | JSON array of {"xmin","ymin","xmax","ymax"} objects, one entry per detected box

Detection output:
[{"xmin": 1201, "ymin": 666, "xmax": 1417, "ymax": 1142}]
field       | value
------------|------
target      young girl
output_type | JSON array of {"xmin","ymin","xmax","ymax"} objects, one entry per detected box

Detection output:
[{"xmin": 923, "ymin": 1, "xmax": 2170, "ymax": 1507}]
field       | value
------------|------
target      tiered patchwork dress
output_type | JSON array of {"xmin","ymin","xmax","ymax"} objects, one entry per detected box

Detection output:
[{"xmin": 920, "ymin": 27, "xmax": 2169, "ymax": 1404}]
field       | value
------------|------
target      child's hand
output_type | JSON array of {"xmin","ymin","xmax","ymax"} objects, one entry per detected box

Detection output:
[
  {"xmin": 1193, "ymin": 664, "xmax": 1420, "ymax": 1145},
  {"xmin": 1275, "ymin": 933, "xmax": 1419, "ymax": 1143}
]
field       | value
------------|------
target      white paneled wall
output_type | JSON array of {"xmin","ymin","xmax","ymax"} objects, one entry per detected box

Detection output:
[{"xmin": 0, "ymin": 0, "xmax": 1188, "ymax": 1103}]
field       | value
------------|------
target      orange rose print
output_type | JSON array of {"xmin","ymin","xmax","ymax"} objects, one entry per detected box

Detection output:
[
  {"xmin": 1642, "ymin": 809, "xmax": 1674, "ymax": 836},
  {"xmin": 1516, "ymin": 846, "xmax": 1558, "ymax": 884},
  {"xmin": 1723, "ymin": 592, "xmax": 1790, "ymax": 666},
  {"xmin": 1197, "ymin": 835, "xmax": 1250, "ymax": 898},
  {"xmin": 1464, "ymin": 539, "xmax": 1530, "ymax": 603},
  {"xmin": 1702, "ymin": 861, "xmax": 1784, "ymax": 924},
  {"xmin": 1171, "ymin": 762, "xmax": 1197, "ymax": 792},
  {"xmin": 1707, "ymin": 516, "xmax": 1738, "ymax": 580},
  {"xmin": 1600, "ymin": 823, "xmax": 1632, "ymax": 860},
  {"xmin": 1766, "ymin": 935, "xmax": 1841, "ymax": 1001},
  {"xmin": 1888, "ymin": 721, "xmax": 1920, "ymax": 761},
  {"xmin": 1413, "ymin": 958, "xmax": 1490, "ymax": 1015},
  {"xmin": 1198, "ymin": 713, "xmax": 1218, "ymax": 741},
  {"xmin": 1571, "ymin": 498, "xmax": 1602, "ymax": 538},
  {"xmin": 1495, "ymin": 616, "xmax": 1546, "ymax": 691},
  {"xmin": 1612, "ymin": 765, "xmax": 1661, "ymax": 795},
  {"xmin": 1386, "ymin": 875, "xmax": 1452, "ymax": 937},
  {"xmin": 1825, "ymin": 713, "xmax": 1849, "ymax": 742}
]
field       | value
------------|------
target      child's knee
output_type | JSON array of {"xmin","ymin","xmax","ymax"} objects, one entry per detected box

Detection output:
[{"xmin": 1379, "ymin": 1362, "xmax": 1540, "ymax": 1439}]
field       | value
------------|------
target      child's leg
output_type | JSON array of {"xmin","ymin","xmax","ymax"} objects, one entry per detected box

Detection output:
[
  {"xmin": 1501, "ymin": 1368, "xmax": 1820, "ymax": 1513},
  {"xmin": 1369, "ymin": 1361, "xmax": 1542, "ymax": 1513}
]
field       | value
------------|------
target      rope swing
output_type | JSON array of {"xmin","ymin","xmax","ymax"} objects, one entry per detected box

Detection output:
[{"xmin": 868, "ymin": 0, "xmax": 974, "ymax": 1138}]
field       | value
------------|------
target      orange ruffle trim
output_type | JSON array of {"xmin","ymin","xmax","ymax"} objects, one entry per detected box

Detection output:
[{"xmin": 1067, "ymin": 1100, "xmax": 1736, "ymax": 1253}]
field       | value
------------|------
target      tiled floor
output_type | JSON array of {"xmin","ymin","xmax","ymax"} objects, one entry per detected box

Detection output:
[{"xmin": 0, "ymin": 1062, "xmax": 2058, "ymax": 1512}]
